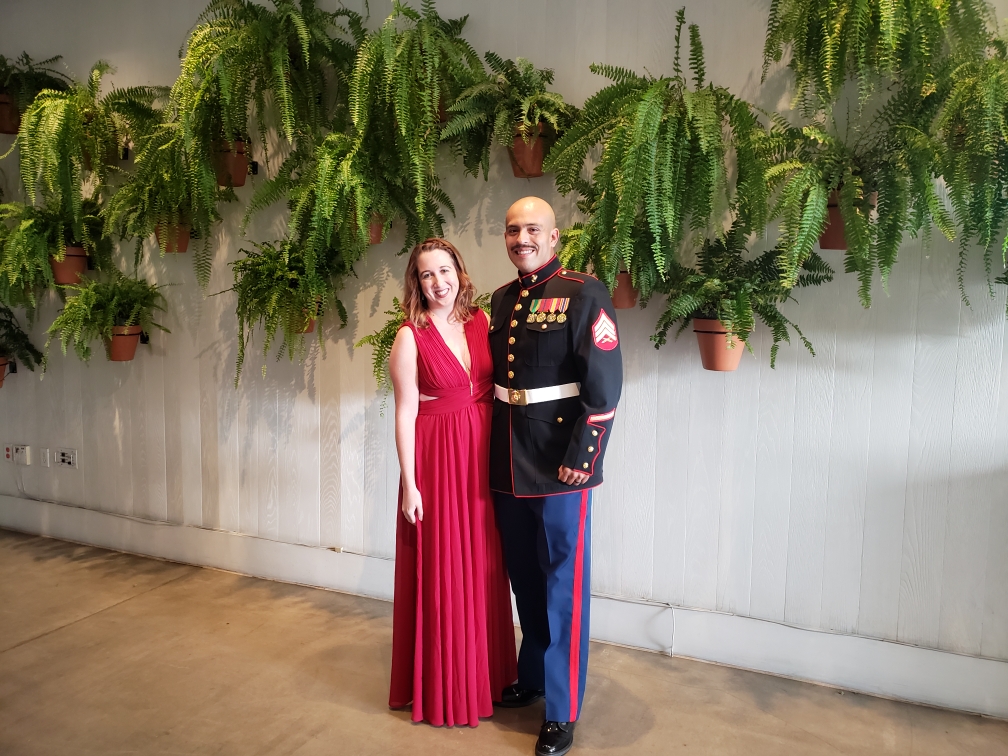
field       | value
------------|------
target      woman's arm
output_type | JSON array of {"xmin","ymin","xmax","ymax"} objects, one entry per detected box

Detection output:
[{"xmin": 390, "ymin": 326, "xmax": 423, "ymax": 524}]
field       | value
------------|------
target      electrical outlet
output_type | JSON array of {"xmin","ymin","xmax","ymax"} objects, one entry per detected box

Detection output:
[
  {"xmin": 39, "ymin": 448, "xmax": 50, "ymax": 468},
  {"xmin": 12, "ymin": 445, "xmax": 30, "ymax": 465},
  {"xmin": 55, "ymin": 448, "xmax": 77, "ymax": 469},
  {"xmin": 3, "ymin": 444, "xmax": 11, "ymax": 463}
]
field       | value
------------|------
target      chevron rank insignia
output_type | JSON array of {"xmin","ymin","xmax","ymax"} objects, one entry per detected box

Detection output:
[{"xmin": 592, "ymin": 309, "xmax": 618, "ymax": 350}]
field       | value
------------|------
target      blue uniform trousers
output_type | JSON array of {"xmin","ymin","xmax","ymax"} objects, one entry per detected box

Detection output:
[{"xmin": 493, "ymin": 489, "xmax": 592, "ymax": 722}]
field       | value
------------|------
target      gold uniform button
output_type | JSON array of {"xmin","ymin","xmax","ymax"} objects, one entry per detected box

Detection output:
[
  {"xmin": 531, "ymin": 274, "xmax": 538, "ymax": 282},
  {"xmin": 521, "ymin": 290, "xmax": 530, "ymax": 297},
  {"xmin": 515, "ymin": 304, "xmax": 522, "ymax": 311},
  {"xmin": 588, "ymin": 446, "xmax": 594, "ymax": 452},
  {"xmin": 508, "ymin": 354, "xmax": 515, "ymax": 362},
  {"xmin": 511, "ymin": 320, "xmax": 518, "ymax": 327},
  {"xmin": 508, "ymin": 371, "xmax": 514, "ymax": 378},
  {"xmin": 541, "ymin": 324, "xmax": 548, "ymax": 330},
  {"xmin": 582, "ymin": 463, "xmax": 589, "ymax": 470},
  {"xmin": 592, "ymin": 430, "xmax": 598, "ymax": 436},
  {"xmin": 557, "ymin": 417, "xmax": 563, "ymax": 423},
  {"xmin": 508, "ymin": 336, "xmax": 515, "ymax": 344}
]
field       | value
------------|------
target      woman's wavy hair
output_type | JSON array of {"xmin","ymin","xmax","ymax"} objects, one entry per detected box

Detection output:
[{"xmin": 403, "ymin": 238, "xmax": 477, "ymax": 328}]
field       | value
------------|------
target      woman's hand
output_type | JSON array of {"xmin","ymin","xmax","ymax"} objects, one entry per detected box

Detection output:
[{"xmin": 402, "ymin": 484, "xmax": 424, "ymax": 525}]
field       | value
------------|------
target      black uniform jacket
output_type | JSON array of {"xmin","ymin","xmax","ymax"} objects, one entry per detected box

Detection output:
[{"xmin": 489, "ymin": 255, "xmax": 624, "ymax": 496}]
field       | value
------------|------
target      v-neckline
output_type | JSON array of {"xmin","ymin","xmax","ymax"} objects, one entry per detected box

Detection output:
[{"xmin": 430, "ymin": 316, "xmax": 472, "ymax": 380}]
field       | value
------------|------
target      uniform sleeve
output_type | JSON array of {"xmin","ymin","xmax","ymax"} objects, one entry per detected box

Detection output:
[{"xmin": 561, "ymin": 283, "xmax": 623, "ymax": 476}]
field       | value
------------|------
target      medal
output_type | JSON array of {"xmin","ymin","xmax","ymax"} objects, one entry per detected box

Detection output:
[
  {"xmin": 527, "ymin": 313, "xmax": 536, "ymax": 323},
  {"xmin": 547, "ymin": 313, "xmax": 556, "ymax": 322},
  {"xmin": 557, "ymin": 313, "xmax": 567, "ymax": 323},
  {"xmin": 536, "ymin": 312, "xmax": 547, "ymax": 323}
]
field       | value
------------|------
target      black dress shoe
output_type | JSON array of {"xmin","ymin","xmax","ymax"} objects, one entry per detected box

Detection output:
[
  {"xmin": 496, "ymin": 684, "xmax": 545, "ymax": 708},
  {"xmin": 536, "ymin": 720, "xmax": 575, "ymax": 756}
]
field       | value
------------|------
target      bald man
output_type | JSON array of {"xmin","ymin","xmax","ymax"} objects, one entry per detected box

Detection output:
[{"xmin": 488, "ymin": 197, "xmax": 623, "ymax": 756}]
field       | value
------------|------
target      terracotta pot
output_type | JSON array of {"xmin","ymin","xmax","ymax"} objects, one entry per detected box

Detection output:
[
  {"xmin": 369, "ymin": 214, "xmax": 385, "ymax": 245},
  {"xmin": 50, "ymin": 245, "xmax": 88, "ymax": 285},
  {"xmin": 611, "ymin": 272, "xmax": 639, "ymax": 309},
  {"xmin": 0, "ymin": 94, "xmax": 19, "ymax": 135},
  {"xmin": 693, "ymin": 318, "xmax": 745, "ymax": 372},
  {"xmin": 214, "ymin": 139, "xmax": 248, "ymax": 188},
  {"xmin": 106, "ymin": 325, "xmax": 143, "ymax": 362},
  {"xmin": 818, "ymin": 190, "xmax": 878, "ymax": 250},
  {"xmin": 509, "ymin": 126, "xmax": 544, "ymax": 178},
  {"xmin": 437, "ymin": 97, "xmax": 449, "ymax": 125},
  {"xmin": 154, "ymin": 223, "xmax": 191, "ymax": 254},
  {"xmin": 0, "ymin": 357, "xmax": 8, "ymax": 388},
  {"xmin": 300, "ymin": 318, "xmax": 316, "ymax": 334}
]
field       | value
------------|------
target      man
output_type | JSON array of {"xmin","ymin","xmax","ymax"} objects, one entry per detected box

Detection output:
[{"xmin": 489, "ymin": 197, "xmax": 623, "ymax": 756}]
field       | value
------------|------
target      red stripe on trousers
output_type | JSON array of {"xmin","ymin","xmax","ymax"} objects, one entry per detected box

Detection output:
[{"xmin": 569, "ymin": 490, "xmax": 588, "ymax": 721}]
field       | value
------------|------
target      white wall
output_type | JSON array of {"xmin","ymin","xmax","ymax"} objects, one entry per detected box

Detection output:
[{"xmin": 2, "ymin": 0, "xmax": 1008, "ymax": 671}]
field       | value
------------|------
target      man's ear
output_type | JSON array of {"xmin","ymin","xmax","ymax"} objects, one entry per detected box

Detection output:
[{"xmin": 550, "ymin": 227, "xmax": 560, "ymax": 252}]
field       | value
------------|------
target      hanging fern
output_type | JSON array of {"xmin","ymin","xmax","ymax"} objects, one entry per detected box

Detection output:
[
  {"xmin": 45, "ymin": 272, "xmax": 169, "ymax": 363},
  {"xmin": 228, "ymin": 237, "xmax": 345, "ymax": 384},
  {"xmin": 349, "ymin": 0, "xmax": 482, "ymax": 229},
  {"xmin": 547, "ymin": 9, "xmax": 772, "ymax": 301},
  {"xmin": 441, "ymin": 53, "xmax": 575, "ymax": 180},
  {"xmin": 11, "ymin": 61, "xmax": 164, "ymax": 237},
  {"xmin": 0, "ymin": 303, "xmax": 43, "ymax": 370},
  {"xmin": 762, "ymin": 0, "xmax": 992, "ymax": 110},
  {"xmin": 0, "ymin": 52, "xmax": 72, "ymax": 115},
  {"xmin": 0, "ymin": 198, "xmax": 114, "ymax": 316},
  {"xmin": 104, "ymin": 117, "xmax": 221, "ymax": 286},
  {"xmin": 652, "ymin": 218, "xmax": 834, "ymax": 367}
]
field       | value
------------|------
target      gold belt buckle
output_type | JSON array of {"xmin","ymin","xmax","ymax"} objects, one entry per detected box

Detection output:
[{"xmin": 509, "ymin": 388, "xmax": 529, "ymax": 406}]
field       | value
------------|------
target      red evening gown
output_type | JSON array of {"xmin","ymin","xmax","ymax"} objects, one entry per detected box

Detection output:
[{"xmin": 388, "ymin": 308, "xmax": 518, "ymax": 727}]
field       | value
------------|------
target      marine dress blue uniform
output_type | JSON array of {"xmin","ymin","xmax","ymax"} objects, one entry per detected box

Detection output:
[{"xmin": 488, "ymin": 255, "xmax": 623, "ymax": 723}]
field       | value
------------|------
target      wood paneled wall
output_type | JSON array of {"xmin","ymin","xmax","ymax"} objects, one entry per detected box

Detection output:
[{"xmin": 1, "ymin": 0, "xmax": 1007, "ymax": 663}]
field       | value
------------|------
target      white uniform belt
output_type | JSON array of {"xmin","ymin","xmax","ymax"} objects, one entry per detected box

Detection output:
[{"xmin": 494, "ymin": 382, "xmax": 580, "ymax": 406}]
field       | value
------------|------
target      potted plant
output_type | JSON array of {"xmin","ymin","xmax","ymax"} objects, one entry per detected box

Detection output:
[
  {"xmin": 229, "ymin": 238, "xmax": 345, "ymax": 383},
  {"xmin": 171, "ymin": 0, "xmax": 363, "ymax": 189},
  {"xmin": 0, "ymin": 52, "xmax": 72, "ymax": 134},
  {"xmin": 652, "ymin": 219, "xmax": 834, "ymax": 370},
  {"xmin": 442, "ymin": 53, "xmax": 575, "ymax": 179},
  {"xmin": 104, "ymin": 118, "xmax": 221, "ymax": 286},
  {"xmin": 547, "ymin": 10, "xmax": 772, "ymax": 307},
  {"xmin": 761, "ymin": 0, "xmax": 1001, "ymax": 306},
  {"xmin": 0, "ymin": 198, "xmax": 113, "ymax": 311},
  {"xmin": 0, "ymin": 303, "xmax": 43, "ymax": 387},
  {"xmin": 11, "ymin": 61, "xmax": 163, "ymax": 237},
  {"xmin": 349, "ymin": 0, "xmax": 483, "ymax": 228},
  {"xmin": 46, "ymin": 273, "xmax": 168, "ymax": 363}
]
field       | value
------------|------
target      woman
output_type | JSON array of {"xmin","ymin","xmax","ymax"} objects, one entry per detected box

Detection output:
[{"xmin": 387, "ymin": 238, "xmax": 517, "ymax": 727}]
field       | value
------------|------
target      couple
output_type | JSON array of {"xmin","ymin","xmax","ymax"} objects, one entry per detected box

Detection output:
[{"xmin": 388, "ymin": 196, "xmax": 623, "ymax": 756}]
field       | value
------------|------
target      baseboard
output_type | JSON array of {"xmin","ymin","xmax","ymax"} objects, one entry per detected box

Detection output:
[{"xmin": 2, "ymin": 494, "xmax": 1006, "ymax": 719}]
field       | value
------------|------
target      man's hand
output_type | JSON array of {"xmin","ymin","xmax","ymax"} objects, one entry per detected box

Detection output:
[{"xmin": 558, "ymin": 466, "xmax": 590, "ymax": 486}]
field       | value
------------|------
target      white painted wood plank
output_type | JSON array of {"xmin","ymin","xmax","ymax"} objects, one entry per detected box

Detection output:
[
  {"xmin": 276, "ymin": 361, "xmax": 301, "ymax": 545},
  {"xmin": 59, "ymin": 334, "xmax": 86, "ymax": 508},
  {"xmin": 259, "ymin": 382, "xmax": 279, "ymax": 541},
  {"xmin": 857, "ymin": 244, "xmax": 921, "ymax": 642},
  {"xmin": 715, "ymin": 327, "xmax": 761, "ymax": 616},
  {"xmin": 615, "ymin": 307, "xmax": 658, "ymax": 600},
  {"xmin": 198, "ymin": 321, "xmax": 221, "ymax": 531},
  {"xmin": 819, "ymin": 267, "xmax": 875, "ymax": 633},
  {"xmin": 129, "ymin": 350, "xmax": 150, "ymax": 520},
  {"xmin": 572, "ymin": 0, "xmax": 608, "ymax": 106},
  {"xmin": 318, "ymin": 331, "xmax": 342, "ymax": 548},
  {"xmin": 938, "ymin": 268, "xmax": 1005, "ymax": 655},
  {"xmin": 784, "ymin": 263, "xmax": 840, "ymax": 629},
  {"xmin": 650, "ymin": 330, "xmax": 693, "ymax": 606},
  {"xmin": 175, "ymin": 291, "xmax": 204, "ymax": 527},
  {"xmin": 983, "ymin": 289, "xmax": 1008, "ymax": 661},
  {"xmin": 236, "ymin": 367, "xmax": 260, "ymax": 537},
  {"xmin": 898, "ymin": 237, "xmax": 961, "ymax": 648},
  {"xmin": 682, "ymin": 363, "xmax": 724, "ymax": 611},
  {"xmin": 749, "ymin": 318, "xmax": 799, "ymax": 621},
  {"xmin": 339, "ymin": 331, "xmax": 366, "ymax": 555},
  {"xmin": 142, "ymin": 328, "xmax": 168, "ymax": 522}
]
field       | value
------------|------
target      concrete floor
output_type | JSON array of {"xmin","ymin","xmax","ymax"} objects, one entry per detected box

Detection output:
[{"xmin": 2, "ymin": 530, "xmax": 1007, "ymax": 756}]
